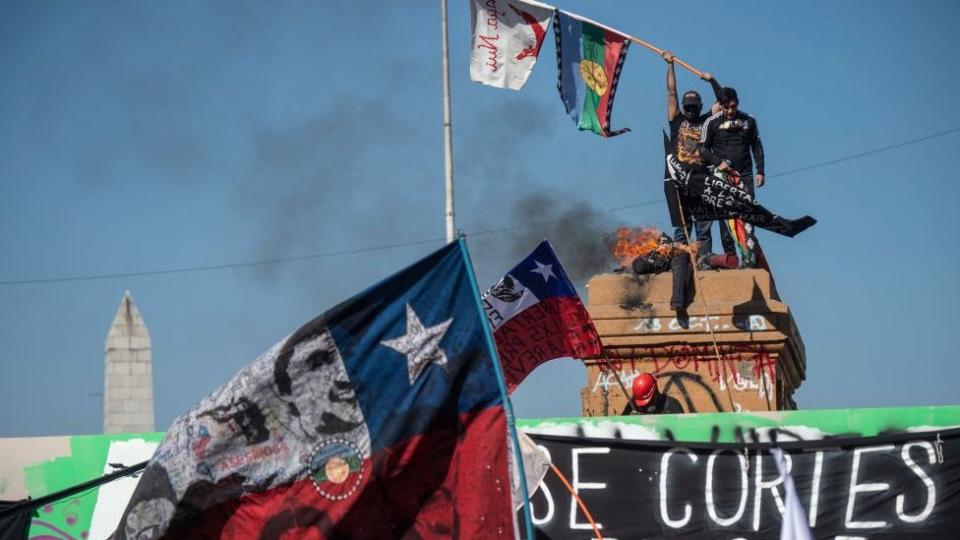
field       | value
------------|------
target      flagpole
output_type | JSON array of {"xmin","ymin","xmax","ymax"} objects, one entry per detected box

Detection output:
[
  {"xmin": 561, "ymin": 9, "xmax": 705, "ymax": 78},
  {"xmin": 440, "ymin": 0, "xmax": 456, "ymax": 243},
  {"xmin": 457, "ymin": 237, "xmax": 538, "ymax": 540}
]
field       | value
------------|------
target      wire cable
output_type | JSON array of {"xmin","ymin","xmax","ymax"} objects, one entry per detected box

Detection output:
[
  {"xmin": 0, "ymin": 238, "xmax": 444, "ymax": 286},
  {"xmin": 767, "ymin": 126, "xmax": 960, "ymax": 179},
  {"xmin": 2, "ymin": 126, "xmax": 958, "ymax": 287}
]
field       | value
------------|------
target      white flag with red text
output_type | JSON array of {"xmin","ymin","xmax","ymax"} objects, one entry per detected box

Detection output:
[{"xmin": 469, "ymin": 0, "xmax": 554, "ymax": 90}]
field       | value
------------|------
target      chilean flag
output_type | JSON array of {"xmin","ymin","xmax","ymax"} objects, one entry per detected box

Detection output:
[
  {"xmin": 111, "ymin": 241, "xmax": 515, "ymax": 539},
  {"xmin": 483, "ymin": 240, "xmax": 602, "ymax": 393}
]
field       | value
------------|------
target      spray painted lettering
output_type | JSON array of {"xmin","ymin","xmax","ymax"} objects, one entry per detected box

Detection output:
[
  {"xmin": 476, "ymin": 0, "xmax": 501, "ymax": 71},
  {"xmin": 523, "ymin": 431, "xmax": 958, "ymax": 539},
  {"xmin": 634, "ymin": 314, "xmax": 769, "ymax": 333}
]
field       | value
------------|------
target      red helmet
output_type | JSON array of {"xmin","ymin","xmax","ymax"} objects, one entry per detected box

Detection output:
[{"xmin": 632, "ymin": 373, "xmax": 658, "ymax": 407}]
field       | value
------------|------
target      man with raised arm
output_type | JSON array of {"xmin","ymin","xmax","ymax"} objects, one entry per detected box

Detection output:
[{"xmin": 662, "ymin": 51, "xmax": 722, "ymax": 263}]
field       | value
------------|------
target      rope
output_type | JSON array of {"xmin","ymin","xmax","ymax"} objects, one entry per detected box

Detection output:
[
  {"xmin": 548, "ymin": 462, "xmax": 603, "ymax": 539},
  {"xmin": 672, "ymin": 183, "xmax": 738, "ymax": 411}
]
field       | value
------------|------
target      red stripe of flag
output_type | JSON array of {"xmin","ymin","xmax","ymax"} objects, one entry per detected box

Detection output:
[
  {"xmin": 495, "ymin": 296, "xmax": 602, "ymax": 393},
  {"xmin": 164, "ymin": 408, "xmax": 512, "ymax": 539},
  {"xmin": 595, "ymin": 31, "xmax": 626, "ymax": 135}
]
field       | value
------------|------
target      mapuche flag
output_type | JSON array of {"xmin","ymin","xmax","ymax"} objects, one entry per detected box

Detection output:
[
  {"xmin": 482, "ymin": 240, "xmax": 602, "ymax": 393},
  {"xmin": 469, "ymin": 0, "xmax": 554, "ymax": 90},
  {"xmin": 554, "ymin": 10, "xmax": 631, "ymax": 137},
  {"xmin": 111, "ymin": 241, "xmax": 516, "ymax": 539}
]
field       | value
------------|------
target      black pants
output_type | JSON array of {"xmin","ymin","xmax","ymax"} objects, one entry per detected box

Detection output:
[{"xmin": 670, "ymin": 251, "xmax": 693, "ymax": 309}]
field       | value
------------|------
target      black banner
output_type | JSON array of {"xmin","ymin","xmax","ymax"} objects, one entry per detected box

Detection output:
[
  {"xmin": 0, "ymin": 501, "xmax": 31, "ymax": 540},
  {"xmin": 520, "ymin": 429, "xmax": 960, "ymax": 539},
  {"xmin": 664, "ymin": 153, "xmax": 816, "ymax": 238}
]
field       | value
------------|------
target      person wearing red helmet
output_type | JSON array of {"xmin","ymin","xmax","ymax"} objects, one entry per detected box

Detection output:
[{"xmin": 621, "ymin": 373, "xmax": 684, "ymax": 415}]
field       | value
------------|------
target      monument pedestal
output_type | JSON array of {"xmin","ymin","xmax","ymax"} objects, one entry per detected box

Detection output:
[{"xmin": 580, "ymin": 269, "xmax": 806, "ymax": 416}]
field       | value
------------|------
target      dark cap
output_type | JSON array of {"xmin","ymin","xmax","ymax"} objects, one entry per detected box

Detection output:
[
  {"xmin": 681, "ymin": 91, "xmax": 702, "ymax": 106},
  {"xmin": 719, "ymin": 87, "xmax": 739, "ymax": 104}
]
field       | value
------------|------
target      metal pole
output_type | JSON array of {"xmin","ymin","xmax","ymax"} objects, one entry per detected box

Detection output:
[
  {"xmin": 458, "ymin": 237, "xmax": 538, "ymax": 540},
  {"xmin": 440, "ymin": 0, "xmax": 456, "ymax": 242}
]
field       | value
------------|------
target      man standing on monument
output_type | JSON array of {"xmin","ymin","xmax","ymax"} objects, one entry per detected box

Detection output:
[
  {"xmin": 662, "ymin": 50, "xmax": 723, "ymax": 263},
  {"xmin": 700, "ymin": 87, "xmax": 766, "ymax": 263}
]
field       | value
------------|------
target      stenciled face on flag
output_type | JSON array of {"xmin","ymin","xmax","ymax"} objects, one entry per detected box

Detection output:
[
  {"xmin": 469, "ymin": 0, "xmax": 554, "ymax": 90},
  {"xmin": 483, "ymin": 240, "xmax": 601, "ymax": 393},
  {"xmin": 112, "ymin": 242, "xmax": 515, "ymax": 539}
]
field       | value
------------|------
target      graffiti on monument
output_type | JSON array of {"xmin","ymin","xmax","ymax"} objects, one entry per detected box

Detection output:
[
  {"xmin": 634, "ymin": 314, "xmax": 769, "ymax": 334},
  {"xmin": 591, "ymin": 345, "xmax": 776, "ymax": 413}
]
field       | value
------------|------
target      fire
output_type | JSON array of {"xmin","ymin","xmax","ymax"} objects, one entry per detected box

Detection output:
[{"xmin": 612, "ymin": 226, "xmax": 696, "ymax": 267}]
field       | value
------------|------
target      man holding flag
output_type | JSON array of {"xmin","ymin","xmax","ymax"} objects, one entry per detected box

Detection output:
[{"xmin": 663, "ymin": 50, "xmax": 723, "ymax": 264}]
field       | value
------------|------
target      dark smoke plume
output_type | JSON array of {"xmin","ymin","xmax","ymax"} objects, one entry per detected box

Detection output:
[
  {"xmin": 506, "ymin": 193, "xmax": 619, "ymax": 286},
  {"xmin": 454, "ymin": 96, "xmax": 623, "ymax": 291},
  {"xmin": 471, "ymin": 192, "xmax": 622, "ymax": 293}
]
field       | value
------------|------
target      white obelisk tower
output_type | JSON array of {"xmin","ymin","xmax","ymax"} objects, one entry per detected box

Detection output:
[{"xmin": 103, "ymin": 290, "xmax": 155, "ymax": 433}]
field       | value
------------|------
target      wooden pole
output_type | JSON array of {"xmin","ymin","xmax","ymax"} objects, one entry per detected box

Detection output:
[
  {"xmin": 673, "ymin": 185, "xmax": 738, "ymax": 410},
  {"xmin": 561, "ymin": 10, "xmax": 705, "ymax": 78}
]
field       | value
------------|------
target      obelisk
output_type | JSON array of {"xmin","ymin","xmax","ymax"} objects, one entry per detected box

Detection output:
[{"xmin": 103, "ymin": 290, "xmax": 155, "ymax": 433}]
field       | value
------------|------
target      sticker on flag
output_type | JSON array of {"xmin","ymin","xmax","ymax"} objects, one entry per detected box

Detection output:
[
  {"xmin": 110, "ymin": 241, "xmax": 516, "ymax": 539},
  {"xmin": 469, "ymin": 0, "xmax": 554, "ymax": 90},
  {"xmin": 482, "ymin": 240, "xmax": 602, "ymax": 393}
]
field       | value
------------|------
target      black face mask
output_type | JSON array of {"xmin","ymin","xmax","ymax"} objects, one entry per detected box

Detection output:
[{"xmin": 682, "ymin": 105, "xmax": 701, "ymax": 120}]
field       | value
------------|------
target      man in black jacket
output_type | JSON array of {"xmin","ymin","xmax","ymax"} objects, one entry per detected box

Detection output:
[{"xmin": 700, "ymin": 87, "xmax": 765, "ymax": 259}]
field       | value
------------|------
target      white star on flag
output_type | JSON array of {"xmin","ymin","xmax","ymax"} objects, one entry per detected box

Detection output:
[
  {"xmin": 531, "ymin": 260, "xmax": 555, "ymax": 282},
  {"xmin": 381, "ymin": 303, "xmax": 454, "ymax": 385}
]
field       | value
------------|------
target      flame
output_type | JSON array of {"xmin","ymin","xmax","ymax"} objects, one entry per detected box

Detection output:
[{"xmin": 612, "ymin": 226, "xmax": 697, "ymax": 267}]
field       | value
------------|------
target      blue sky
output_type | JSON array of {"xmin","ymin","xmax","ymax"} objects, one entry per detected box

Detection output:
[{"xmin": 1, "ymin": 1, "xmax": 958, "ymax": 437}]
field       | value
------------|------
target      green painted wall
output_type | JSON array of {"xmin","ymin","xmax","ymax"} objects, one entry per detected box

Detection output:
[
  {"xmin": 18, "ymin": 433, "xmax": 163, "ymax": 540},
  {"xmin": 517, "ymin": 405, "xmax": 960, "ymax": 443}
]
